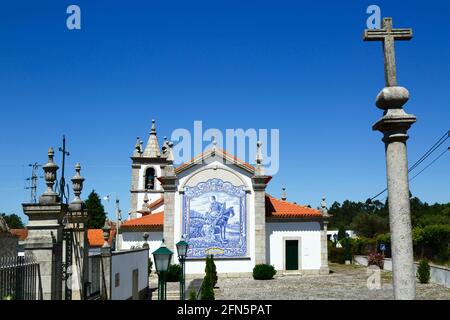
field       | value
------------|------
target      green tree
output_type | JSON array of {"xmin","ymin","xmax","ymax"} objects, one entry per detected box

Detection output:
[
  {"xmin": 337, "ymin": 225, "xmax": 347, "ymax": 242},
  {"xmin": 1, "ymin": 213, "xmax": 24, "ymax": 229},
  {"xmin": 85, "ymin": 190, "xmax": 106, "ymax": 229},
  {"xmin": 350, "ymin": 213, "xmax": 389, "ymax": 238}
]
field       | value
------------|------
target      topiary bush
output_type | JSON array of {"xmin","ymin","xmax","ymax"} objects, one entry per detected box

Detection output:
[
  {"xmin": 367, "ymin": 252, "xmax": 384, "ymax": 269},
  {"xmin": 189, "ymin": 290, "xmax": 197, "ymax": 300},
  {"xmin": 329, "ymin": 246, "xmax": 346, "ymax": 264},
  {"xmin": 252, "ymin": 264, "xmax": 276, "ymax": 280},
  {"xmin": 200, "ymin": 268, "xmax": 215, "ymax": 300},
  {"xmin": 166, "ymin": 264, "xmax": 182, "ymax": 282},
  {"xmin": 417, "ymin": 260, "xmax": 431, "ymax": 284}
]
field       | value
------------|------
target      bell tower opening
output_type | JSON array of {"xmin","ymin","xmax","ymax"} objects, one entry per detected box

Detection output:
[{"xmin": 144, "ymin": 167, "xmax": 156, "ymax": 190}]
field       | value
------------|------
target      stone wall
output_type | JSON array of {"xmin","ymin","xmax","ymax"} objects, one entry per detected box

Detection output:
[{"xmin": 354, "ymin": 255, "xmax": 450, "ymax": 289}]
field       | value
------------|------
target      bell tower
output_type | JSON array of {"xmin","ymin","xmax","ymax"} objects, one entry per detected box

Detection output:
[{"xmin": 129, "ymin": 119, "xmax": 169, "ymax": 218}]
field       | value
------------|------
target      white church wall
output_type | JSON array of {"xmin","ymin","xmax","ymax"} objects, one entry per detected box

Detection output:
[{"xmin": 266, "ymin": 221, "xmax": 322, "ymax": 271}]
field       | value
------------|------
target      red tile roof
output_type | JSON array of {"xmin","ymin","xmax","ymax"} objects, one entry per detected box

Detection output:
[
  {"xmin": 121, "ymin": 212, "xmax": 164, "ymax": 230},
  {"xmin": 87, "ymin": 229, "xmax": 104, "ymax": 247},
  {"xmin": 87, "ymin": 227, "xmax": 116, "ymax": 247},
  {"xmin": 265, "ymin": 195, "xmax": 322, "ymax": 218},
  {"xmin": 10, "ymin": 229, "xmax": 28, "ymax": 241}
]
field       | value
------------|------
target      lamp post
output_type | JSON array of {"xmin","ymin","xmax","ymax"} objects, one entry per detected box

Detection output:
[
  {"xmin": 152, "ymin": 239, "xmax": 173, "ymax": 300},
  {"xmin": 176, "ymin": 238, "xmax": 189, "ymax": 300}
]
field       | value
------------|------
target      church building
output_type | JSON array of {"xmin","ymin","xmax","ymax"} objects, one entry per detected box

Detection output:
[{"xmin": 120, "ymin": 120, "xmax": 330, "ymax": 275}]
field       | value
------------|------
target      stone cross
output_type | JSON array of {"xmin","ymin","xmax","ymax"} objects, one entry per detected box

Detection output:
[
  {"xmin": 364, "ymin": 17, "xmax": 413, "ymax": 87},
  {"xmin": 364, "ymin": 17, "xmax": 416, "ymax": 300}
]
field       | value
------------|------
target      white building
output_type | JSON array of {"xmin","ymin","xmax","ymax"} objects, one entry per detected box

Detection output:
[{"xmin": 120, "ymin": 120, "xmax": 329, "ymax": 276}]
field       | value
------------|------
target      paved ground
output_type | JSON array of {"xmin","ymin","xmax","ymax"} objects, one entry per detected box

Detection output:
[{"xmin": 212, "ymin": 264, "xmax": 450, "ymax": 300}]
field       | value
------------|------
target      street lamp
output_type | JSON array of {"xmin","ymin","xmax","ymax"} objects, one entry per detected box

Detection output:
[
  {"xmin": 152, "ymin": 239, "xmax": 173, "ymax": 300},
  {"xmin": 176, "ymin": 237, "xmax": 189, "ymax": 300}
]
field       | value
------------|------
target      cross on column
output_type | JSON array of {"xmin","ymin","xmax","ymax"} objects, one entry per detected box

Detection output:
[
  {"xmin": 364, "ymin": 17, "xmax": 413, "ymax": 87},
  {"xmin": 58, "ymin": 135, "xmax": 70, "ymax": 203}
]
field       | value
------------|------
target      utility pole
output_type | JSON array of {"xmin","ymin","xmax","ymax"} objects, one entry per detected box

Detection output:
[
  {"xmin": 58, "ymin": 135, "xmax": 70, "ymax": 204},
  {"xmin": 25, "ymin": 163, "xmax": 42, "ymax": 203}
]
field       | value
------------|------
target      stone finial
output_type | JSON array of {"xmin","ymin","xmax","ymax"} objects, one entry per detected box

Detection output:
[
  {"xmin": 133, "ymin": 137, "xmax": 143, "ymax": 157},
  {"xmin": 281, "ymin": 187, "xmax": 287, "ymax": 201},
  {"xmin": 162, "ymin": 136, "xmax": 169, "ymax": 155},
  {"xmin": 143, "ymin": 232, "xmax": 149, "ymax": 249},
  {"xmin": 143, "ymin": 119, "xmax": 161, "ymax": 158},
  {"xmin": 166, "ymin": 140, "xmax": 174, "ymax": 162},
  {"xmin": 321, "ymin": 196, "xmax": 329, "ymax": 217},
  {"xmin": 255, "ymin": 141, "xmax": 265, "ymax": 175},
  {"xmin": 102, "ymin": 218, "xmax": 111, "ymax": 247},
  {"xmin": 141, "ymin": 193, "xmax": 151, "ymax": 214},
  {"xmin": 71, "ymin": 163, "xmax": 84, "ymax": 202},
  {"xmin": 40, "ymin": 147, "xmax": 59, "ymax": 204},
  {"xmin": 376, "ymin": 86, "xmax": 409, "ymax": 110},
  {"xmin": 212, "ymin": 135, "xmax": 217, "ymax": 153},
  {"xmin": 256, "ymin": 141, "xmax": 263, "ymax": 164}
]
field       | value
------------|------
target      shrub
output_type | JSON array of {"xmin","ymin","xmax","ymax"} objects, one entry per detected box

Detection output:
[
  {"xmin": 329, "ymin": 246, "xmax": 346, "ymax": 264},
  {"xmin": 417, "ymin": 260, "xmax": 431, "ymax": 284},
  {"xmin": 367, "ymin": 252, "xmax": 384, "ymax": 269},
  {"xmin": 205, "ymin": 255, "xmax": 218, "ymax": 287},
  {"xmin": 200, "ymin": 271, "xmax": 215, "ymax": 300},
  {"xmin": 188, "ymin": 290, "xmax": 197, "ymax": 300},
  {"xmin": 252, "ymin": 264, "xmax": 276, "ymax": 280},
  {"xmin": 166, "ymin": 264, "xmax": 181, "ymax": 282}
]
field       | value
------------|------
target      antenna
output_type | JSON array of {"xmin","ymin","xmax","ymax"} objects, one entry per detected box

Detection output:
[
  {"xmin": 25, "ymin": 162, "xmax": 42, "ymax": 203},
  {"xmin": 58, "ymin": 135, "xmax": 71, "ymax": 204}
]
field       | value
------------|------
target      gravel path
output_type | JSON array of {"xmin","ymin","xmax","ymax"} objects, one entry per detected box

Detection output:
[{"xmin": 213, "ymin": 264, "xmax": 450, "ymax": 300}]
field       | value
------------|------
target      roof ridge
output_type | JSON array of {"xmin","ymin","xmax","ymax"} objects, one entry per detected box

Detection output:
[{"xmin": 175, "ymin": 147, "xmax": 255, "ymax": 174}]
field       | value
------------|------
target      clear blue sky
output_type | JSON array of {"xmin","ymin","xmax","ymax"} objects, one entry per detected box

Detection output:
[{"xmin": 0, "ymin": 1, "xmax": 449, "ymax": 222}]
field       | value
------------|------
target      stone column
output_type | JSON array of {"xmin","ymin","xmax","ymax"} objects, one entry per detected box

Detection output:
[
  {"xmin": 22, "ymin": 147, "xmax": 66, "ymax": 300},
  {"xmin": 252, "ymin": 141, "xmax": 271, "ymax": 265},
  {"xmin": 373, "ymin": 87, "xmax": 416, "ymax": 300},
  {"xmin": 159, "ymin": 164, "xmax": 177, "ymax": 255},
  {"xmin": 319, "ymin": 197, "xmax": 330, "ymax": 274},
  {"xmin": 100, "ymin": 223, "xmax": 112, "ymax": 300},
  {"xmin": 252, "ymin": 177, "xmax": 269, "ymax": 265},
  {"xmin": 67, "ymin": 163, "xmax": 89, "ymax": 300}
]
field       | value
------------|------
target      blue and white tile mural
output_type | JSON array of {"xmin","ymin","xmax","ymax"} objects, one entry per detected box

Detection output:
[{"xmin": 183, "ymin": 178, "xmax": 247, "ymax": 258}]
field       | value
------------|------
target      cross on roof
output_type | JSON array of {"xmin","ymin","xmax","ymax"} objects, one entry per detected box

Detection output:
[{"xmin": 364, "ymin": 17, "xmax": 413, "ymax": 87}]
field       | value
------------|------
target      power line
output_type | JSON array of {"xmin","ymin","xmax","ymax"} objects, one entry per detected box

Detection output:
[
  {"xmin": 410, "ymin": 147, "xmax": 449, "ymax": 182},
  {"xmin": 370, "ymin": 130, "xmax": 449, "ymax": 201},
  {"xmin": 408, "ymin": 130, "xmax": 449, "ymax": 172}
]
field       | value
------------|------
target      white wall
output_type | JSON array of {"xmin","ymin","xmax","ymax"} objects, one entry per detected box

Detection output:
[
  {"xmin": 111, "ymin": 249, "xmax": 149, "ymax": 300},
  {"xmin": 120, "ymin": 231, "xmax": 163, "ymax": 271},
  {"xmin": 266, "ymin": 221, "xmax": 322, "ymax": 271}
]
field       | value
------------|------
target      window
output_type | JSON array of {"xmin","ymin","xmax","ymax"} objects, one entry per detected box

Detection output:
[{"xmin": 145, "ymin": 167, "xmax": 156, "ymax": 190}]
